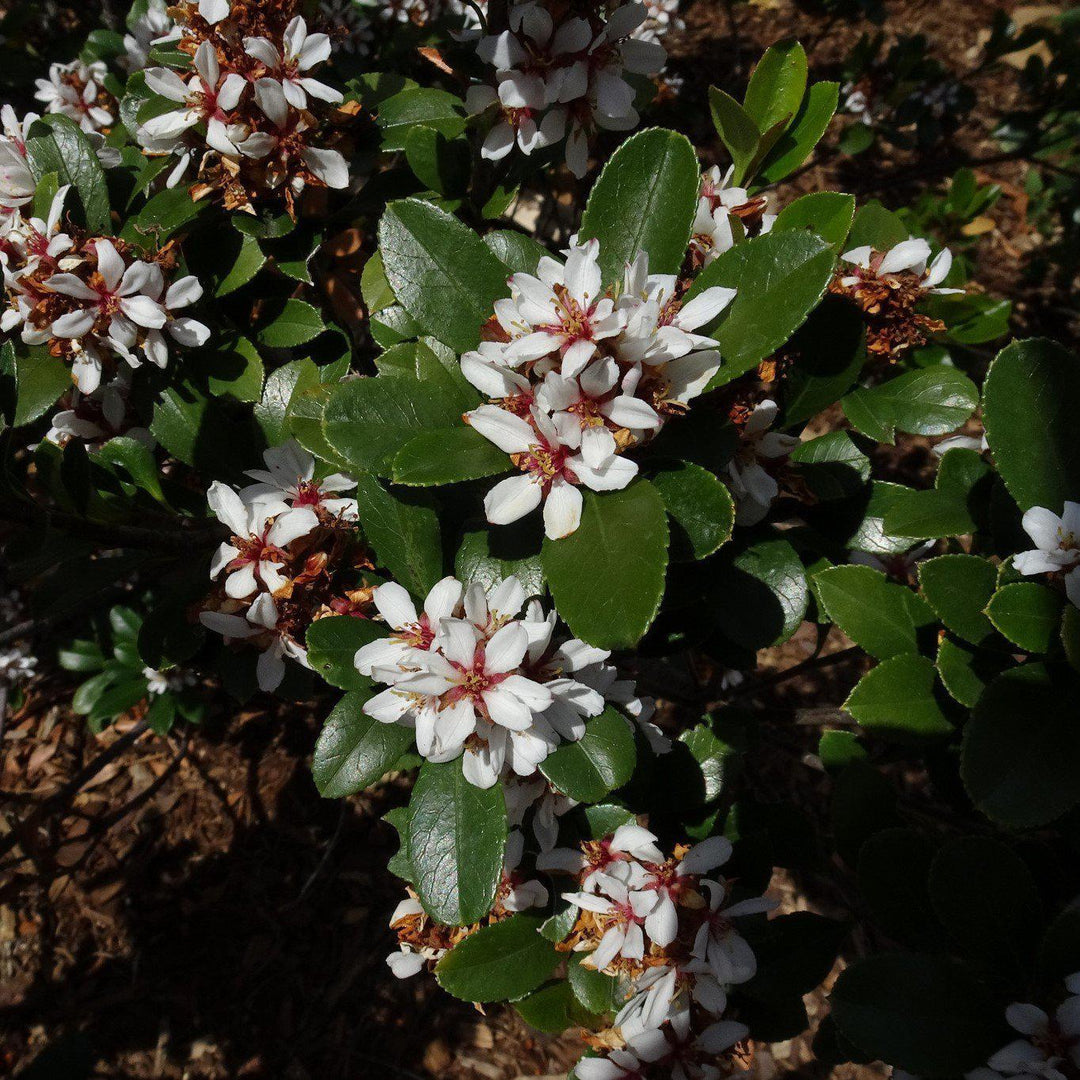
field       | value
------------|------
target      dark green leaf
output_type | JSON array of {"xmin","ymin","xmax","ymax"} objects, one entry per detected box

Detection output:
[
  {"xmin": 455, "ymin": 526, "xmax": 544, "ymax": 598},
  {"xmin": 312, "ymin": 690, "xmax": 415, "ymax": 798},
  {"xmin": 936, "ymin": 635, "xmax": 1006, "ymax": 708},
  {"xmin": 256, "ymin": 299, "xmax": 325, "ymax": 349},
  {"xmin": 11, "ymin": 342, "xmax": 71, "ymax": 427},
  {"xmin": 917, "ymin": 555, "xmax": 997, "ymax": 644},
  {"xmin": 790, "ymin": 431, "xmax": 870, "ymax": 501},
  {"xmin": 772, "ymin": 192, "xmax": 855, "ymax": 249},
  {"xmin": 543, "ymin": 481, "xmax": 669, "ymax": 650},
  {"xmin": 843, "ymin": 368, "xmax": 979, "ymax": 445},
  {"xmin": 579, "ymin": 128, "xmax": 700, "ymax": 284},
  {"xmin": 757, "ymin": 81, "xmax": 840, "ymax": 185},
  {"xmin": 708, "ymin": 87, "xmax": 761, "ymax": 184},
  {"xmin": 651, "ymin": 460, "xmax": 734, "ymax": 560},
  {"xmin": 392, "ymin": 426, "xmax": 511, "ymax": 486},
  {"xmin": 744, "ymin": 40, "xmax": 808, "ymax": 133},
  {"xmin": 844, "ymin": 654, "xmax": 953, "ymax": 741},
  {"xmin": 540, "ymin": 707, "xmax": 636, "ymax": 802},
  {"xmin": 305, "ymin": 616, "xmax": 384, "ymax": 691},
  {"xmin": 406, "ymin": 759, "xmax": 507, "ymax": 925},
  {"xmin": 985, "ymin": 581, "xmax": 1063, "ymax": 653},
  {"xmin": 857, "ymin": 828, "xmax": 942, "ymax": 948},
  {"xmin": 24, "ymin": 114, "xmax": 111, "ymax": 234}
]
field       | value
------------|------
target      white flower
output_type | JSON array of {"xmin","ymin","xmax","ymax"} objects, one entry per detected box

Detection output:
[
  {"xmin": 1014, "ymin": 503, "xmax": 1080, "ymax": 608},
  {"xmin": 978, "ymin": 974, "xmax": 1080, "ymax": 1080},
  {"xmin": 34, "ymin": 60, "xmax": 113, "ymax": 133},
  {"xmin": 690, "ymin": 878, "xmax": 774, "ymax": 986},
  {"xmin": 726, "ymin": 399, "xmax": 800, "ymax": 526},
  {"xmin": 207, "ymin": 481, "xmax": 318, "ymax": 599},
  {"xmin": 468, "ymin": 404, "xmax": 636, "ymax": 540},
  {"xmin": 244, "ymin": 16, "xmax": 343, "ymax": 109},
  {"xmin": 199, "ymin": 593, "xmax": 311, "ymax": 691},
  {"xmin": 123, "ymin": 0, "xmax": 180, "ymax": 70},
  {"xmin": 840, "ymin": 238, "xmax": 963, "ymax": 295},
  {"xmin": 363, "ymin": 601, "xmax": 555, "ymax": 782},
  {"xmin": 199, "ymin": 0, "xmax": 230, "ymax": 25},
  {"xmin": 574, "ymin": 1048, "xmax": 648, "ymax": 1080},
  {"xmin": 501, "ymin": 829, "xmax": 550, "ymax": 911},
  {"xmin": 141, "ymin": 273, "xmax": 211, "ymax": 367},
  {"xmin": 562, "ymin": 872, "xmax": 650, "ymax": 971},
  {"xmin": 0, "ymin": 106, "xmax": 36, "ymax": 208},
  {"xmin": 627, "ymin": 1008, "xmax": 749, "ymax": 1080},
  {"xmin": 141, "ymin": 41, "xmax": 249, "ymax": 155},
  {"xmin": 242, "ymin": 440, "xmax": 358, "ymax": 520}
]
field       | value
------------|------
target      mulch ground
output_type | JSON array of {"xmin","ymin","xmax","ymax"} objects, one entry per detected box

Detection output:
[{"xmin": 1, "ymin": 0, "xmax": 1070, "ymax": 1076}]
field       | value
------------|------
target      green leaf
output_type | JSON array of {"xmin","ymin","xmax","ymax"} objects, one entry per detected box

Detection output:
[
  {"xmin": 483, "ymin": 230, "xmax": 550, "ymax": 276},
  {"xmin": 857, "ymin": 828, "xmax": 942, "ymax": 948},
  {"xmin": 744, "ymin": 40, "xmax": 808, "ymax": 134},
  {"xmin": 708, "ymin": 87, "xmax": 761, "ymax": 184},
  {"xmin": 255, "ymin": 358, "xmax": 320, "ymax": 447},
  {"xmin": 126, "ymin": 186, "xmax": 202, "ymax": 244},
  {"xmin": 353, "ymin": 472, "xmax": 443, "ymax": 598},
  {"xmin": 215, "ymin": 233, "xmax": 267, "ymax": 296},
  {"xmin": 961, "ymin": 664, "xmax": 1080, "ymax": 828},
  {"xmin": 568, "ymin": 954, "xmax": 622, "ymax": 1016},
  {"xmin": 515, "ymin": 980, "xmax": 594, "ymax": 1034},
  {"xmin": 844, "ymin": 654, "xmax": 954, "ymax": 740},
  {"xmin": 883, "ymin": 447, "xmax": 993, "ymax": 540},
  {"xmin": 405, "ymin": 759, "xmax": 507, "ymax": 925},
  {"xmin": 231, "ymin": 207, "xmax": 295, "ymax": 240},
  {"xmin": 378, "ymin": 198, "xmax": 509, "ymax": 353},
  {"xmin": 579, "ymin": 128, "xmax": 700, "ymax": 285},
  {"xmin": 24, "ymin": 114, "xmax": 111, "ymax": 234},
  {"xmin": 843, "ymin": 368, "xmax": 979, "ymax": 444},
  {"xmin": 151, "ymin": 384, "xmax": 257, "ymax": 475},
  {"xmin": 688, "ymin": 231, "xmax": 836, "ymax": 388},
  {"xmin": 651, "ymin": 460, "xmax": 734, "ymax": 561},
  {"xmin": 928, "ymin": 836, "xmax": 1041, "ymax": 986},
  {"xmin": 256, "ymin": 299, "xmax": 326, "ymax": 349},
  {"xmin": 323, "ymin": 375, "xmax": 462, "ymax": 476},
  {"xmin": 392, "ymin": 426, "xmax": 511, "ymax": 486},
  {"xmin": 312, "ymin": 690, "xmax": 415, "ymax": 798},
  {"xmin": 830, "ymin": 761, "xmax": 899, "ymax": 866},
  {"xmin": 376, "ymin": 87, "xmax": 466, "ymax": 149},
  {"xmin": 936, "ymin": 635, "xmax": 1006, "ymax": 708},
  {"xmin": 542, "ymin": 481, "xmax": 669, "ymax": 650},
  {"xmin": 918, "ymin": 555, "xmax": 997, "ymax": 644},
  {"xmin": 772, "ymin": 192, "xmax": 855, "ymax": 249},
  {"xmin": 847, "ymin": 201, "xmax": 909, "ymax": 250},
  {"xmin": 539, "ymin": 707, "xmax": 636, "ymax": 802},
  {"xmin": 404, "ymin": 125, "xmax": 469, "ymax": 196},
  {"xmin": 830, "ymin": 955, "xmax": 1004, "ymax": 1075},
  {"xmin": 709, "ymin": 537, "xmax": 809, "ymax": 650},
  {"xmin": 818, "ymin": 729, "xmax": 866, "ymax": 772},
  {"xmin": 455, "ymin": 527, "xmax": 545, "ymax": 599},
  {"xmin": 306, "ymin": 616, "xmax": 385, "ymax": 691},
  {"xmin": 983, "ymin": 339, "xmax": 1080, "ymax": 509},
  {"xmin": 436, "ymin": 915, "xmax": 560, "ymax": 1002},
  {"xmin": 757, "ymin": 81, "xmax": 840, "ymax": 185},
  {"xmin": 11, "ymin": 342, "xmax": 71, "ymax": 427},
  {"xmin": 790, "ymin": 431, "xmax": 870, "ymax": 501},
  {"xmin": 815, "ymin": 565, "xmax": 936, "ymax": 660},
  {"xmin": 985, "ymin": 581, "xmax": 1063, "ymax": 653}
]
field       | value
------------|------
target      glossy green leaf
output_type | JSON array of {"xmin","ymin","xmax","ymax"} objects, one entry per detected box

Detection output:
[
  {"xmin": 772, "ymin": 192, "xmax": 855, "ymax": 249},
  {"xmin": 985, "ymin": 581, "xmax": 1063, "ymax": 653},
  {"xmin": 936, "ymin": 635, "xmax": 1006, "ymax": 709},
  {"xmin": 883, "ymin": 447, "xmax": 993, "ymax": 540},
  {"xmin": 11, "ymin": 342, "xmax": 71, "ymax": 427},
  {"xmin": 454, "ymin": 526, "xmax": 545, "ymax": 598},
  {"xmin": 843, "ymin": 368, "xmax": 979, "ymax": 445},
  {"xmin": 540, "ymin": 707, "xmax": 636, "ymax": 802},
  {"xmin": 651, "ymin": 460, "xmax": 734, "ymax": 561},
  {"xmin": 406, "ymin": 760, "xmax": 507, "ymax": 925},
  {"xmin": 24, "ymin": 114, "xmax": 111, "ymax": 234},
  {"xmin": 844, "ymin": 654, "xmax": 954, "ymax": 740},
  {"xmin": 484, "ymin": 230, "xmax": 550, "ymax": 276},
  {"xmin": 392, "ymin": 426, "xmax": 512, "ymax": 486},
  {"xmin": 757, "ymin": 81, "xmax": 839, "ymax": 185},
  {"xmin": 790, "ymin": 431, "xmax": 870, "ymax": 501},
  {"xmin": 744, "ymin": 40, "xmax": 808, "ymax": 133},
  {"xmin": 353, "ymin": 472, "xmax": 443, "ymax": 598},
  {"xmin": 312, "ymin": 690, "xmax": 415, "ymax": 798},
  {"xmin": 688, "ymin": 231, "xmax": 836, "ymax": 388},
  {"xmin": 708, "ymin": 87, "xmax": 761, "ymax": 184},
  {"xmin": 983, "ymin": 338, "xmax": 1080, "ymax": 510},
  {"xmin": 404, "ymin": 125, "xmax": 469, "ymax": 196},
  {"xmin": 306, "ymin": 616, "xmax": 385, "ymax": 691},
  {"xmin": 436, "ymin": 915, "xmax": 560, "ymax": 1002},
  {"xmin": 215, "ymin": 233, "xmax": 267, "ymax": 296},
  {"xmin": 579, "ymin": 128, "xmax": 700, "ymax": 284},
  {"xmin": 376, "ymin": 87, "xmax": 466, "ymax": 149},
  {"xmin": 543, "ymin": 481, "xmax": 669, "ymax": 650},
  {"xmin": 256, "ymin": 299, "xmax": 325, "ymax": 349},
  {"xmin": 815, "ymin": 565, "xmax": 936, "ymax": 659},
  {"xmin": 378, "ymin": 198, "xmax": 509, "ymax": 353},
  {"xmin": 918, "ymin": 555, "xmax": 997, "ymax": 644}
]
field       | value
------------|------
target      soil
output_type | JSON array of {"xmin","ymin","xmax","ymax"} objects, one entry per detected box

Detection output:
[{"xmin": 1, "ymin": 0, "xmax": 1069, "ymax": 1077}]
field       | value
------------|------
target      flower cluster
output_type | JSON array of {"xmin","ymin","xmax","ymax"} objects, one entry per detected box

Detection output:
[
  {"xmin": 387, "ymin": 828, "xmax": 550, "ymax": 978},
  {"xmin": 830, "ymin": 237, "xmax": 961, "ymax": 358},
  {"xmin": 466, "ymin": 1, "xmax": 666, "ymax": 177},
  {"xmin": 0, "ymin": 185, "xmax": 209, "ymax": 395},
  {"xmin": 200, "ymin": 440, "xmax": 371, "ymax": 691},
  {"xmin": 461, "ymin": 237, "xmax": 735, "ymax": 538},
  {"xmin": 137, "ymin": 0, "xmax": 350, "ymax": 211},
  {"xmin": 356, "ymin": 572, "xmax": 657, "ymax": 788},
  {"xmin": 122, "ymin": 0, "xmax": 182, "ymax": 70},
  {"xmin": 34, "ymin": 59, "xmax": 115, "ymax": 134},
  {"xmin": 688, "ymin": 165, "xmax": 776, "ymax": 269},
  {"xmin": 634, "ymin": 0, "xmax": 684, "ymax": 45},
  {"xmin": 968, "ymin": 973, "xmax": 1080, "ymax": 1080},
  {"xmin": 551, "ymin": 825, "xmax": 772, "ymax": 1077},
  {"xmin": 1014, "ymin": 502, "xmax": 1080, "ymax": 610}
]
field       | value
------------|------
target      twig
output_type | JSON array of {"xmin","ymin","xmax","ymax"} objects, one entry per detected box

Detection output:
[
  {"xmin": 726, "ymin": 644, "xmax": 864, "ymax": 704},
  {"xmin": 282, "ymin": 801, "xmax": 349, "ymax": 909}
]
